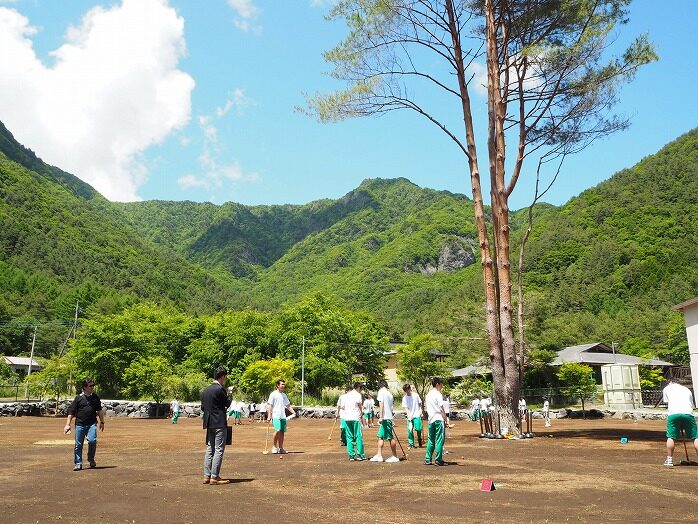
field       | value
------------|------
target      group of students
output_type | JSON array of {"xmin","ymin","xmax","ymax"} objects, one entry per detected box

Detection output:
[{"xmin": 335, "ymin": 377, "xmax": 452, "ymax": 465}]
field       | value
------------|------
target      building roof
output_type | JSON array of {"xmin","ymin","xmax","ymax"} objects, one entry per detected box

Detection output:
[
  {"xmin": 551, "ymin": 342, "xmax": 673, "ymax": 367},
  {"xmin": 3, "ymin": 356, "xmax": 43, "ymax": 368},
  {"xmin": 672, "ymin": 297, "xmax": 698, "ymax": 312},
  {"xmin": 451, "ymin": 342, "xmax": 674, "ymax": 377},
  {"xmin": 451, "ymin": 365, "xmax": 490, "ymax": 377}
]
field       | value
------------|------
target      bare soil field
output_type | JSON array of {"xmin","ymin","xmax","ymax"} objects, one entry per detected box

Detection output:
[{"xmin": 1, "ymin": 415, "xmax": 697, "ymax": 524}]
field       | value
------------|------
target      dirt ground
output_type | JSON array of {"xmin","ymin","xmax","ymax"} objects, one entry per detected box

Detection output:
[{"xmin": 1, "ymin": 415, "xmax": 697, "ymax": 524}]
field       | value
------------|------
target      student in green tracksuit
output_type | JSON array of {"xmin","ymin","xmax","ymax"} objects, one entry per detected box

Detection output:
[
  {"xmin": 424, "ymin": 377, "xmax": 448, "ymax": 466},
  {"xmin": 401, "ymin": 384, "xmax": 423, "ymax": 448},
  {"xmin": 336, "ymin": 386, "xmax": 352, "ymax": 446},
  {"xmin": 340, "ymin": 382, "xmax": 366, "ymax": 461}
]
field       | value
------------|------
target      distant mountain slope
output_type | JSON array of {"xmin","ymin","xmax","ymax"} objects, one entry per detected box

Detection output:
[
  {"xmin": 117, "ymin": 187, "xmax": 378, "ymax": 277},
  {"xmin": 0, "ymin": 121, "xmax": 246, "ymax": 343},
  {"xmin": 522, "ymin": 128, "xmax": 698, "ymax": 355},
  {"xmin": 1, "ymin": 116, "xmax": 695, "ymax": 364}
]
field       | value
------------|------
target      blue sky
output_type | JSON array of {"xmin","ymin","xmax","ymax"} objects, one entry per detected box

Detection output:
[{"xmin": 0, "ymin": 0, "xmax": 695, "ymax": 209}]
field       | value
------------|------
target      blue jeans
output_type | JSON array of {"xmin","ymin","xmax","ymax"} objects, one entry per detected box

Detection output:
[{"xmin": 74, "ymin": 423, "xmax": 97, "ymax": 465}]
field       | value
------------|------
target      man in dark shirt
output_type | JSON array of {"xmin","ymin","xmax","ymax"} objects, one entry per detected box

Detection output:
[
  {"xmin": 201, "ymin": 367, "xmax": 232, "ymax": 485},
  {"xmin": 64, "ymin": 378, "xmax": 105, "ymax": 471}
]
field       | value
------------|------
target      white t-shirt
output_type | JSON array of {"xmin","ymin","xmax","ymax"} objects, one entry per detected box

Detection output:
[
  {"xmin": 376, "ymin": 388, "xmax": 394, "ymax": 419},
  {"xmin": 362, "ymin": 398, "xmax": 374, "ymax": 414},
  {"xmin": 267, "ymin": 390, "xmax": 290, "ymax": 419},
  {"xmin": 402, "ymin": 393, "xmax": 422, "ymax": 419},
  {"xmin": 341, "ymin": 390, "xmax": 363, "ymax": 421},
  {"xmin": 519, "ymin": 399, "xmax": 527, "ymax": 410},
  {"xmin": 471, "ymin": 399, "xmax": 480, "ymax": 410},
  {"xmin": 543, "ymin": 400, "xmax": 550, "ymax": 412},
  {"xmin": 337, "ymin": 393, "xmax": 346, "ymax": 419},
  {"xmin": 663, "ymin": 382, "xmax": 695, "ymax": 415},
  {"xmin": 170, "ymin": 400, "xmax": 180, "ymax": 413},
  {"xmin": 426, "ymin": 388, "xmax": 446, "ymax": 424},
  {"xmin": 443, "ymin": 398, "xmax": 451, "ymax": 415},
  {"xmin": 483, "ymin": 397, "xmax": 492, "ymax": 410}
]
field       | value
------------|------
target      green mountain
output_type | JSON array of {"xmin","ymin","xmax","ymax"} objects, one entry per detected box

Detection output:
[
  {"xmin": 0, "ymin": 122, "xmax": 245, "ymax": 355},
  {"xmin": 1, "ymin": 118, "xmax": 695, "ymax": 365}
]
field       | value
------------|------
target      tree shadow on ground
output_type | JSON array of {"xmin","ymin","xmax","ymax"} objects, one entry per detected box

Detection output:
[{"xmin": 540, "ymin": 427, "xmax": 666, "ymax": 442}]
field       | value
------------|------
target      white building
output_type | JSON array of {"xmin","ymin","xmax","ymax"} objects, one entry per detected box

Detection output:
[
  {"xmin": 672, "ymin": 297, "xmax": 698, "ymax": 394},
  {"xmin": 2, "ymin": 356, "xmax": 43, "ymax": 375}
]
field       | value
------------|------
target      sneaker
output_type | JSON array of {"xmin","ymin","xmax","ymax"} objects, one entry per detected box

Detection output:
[
  {"xmin": 271, "ymin": 447, "xmax": 279, "ymax": 454},
  {"xmin": 423, "ymin": 460, "xmax": 433, "ymax": 465},
  {"xmin": 349, "ymin": 457, "xmax": 355, "ymax": 461},
  {"xmin": 89, "ymin": 460, "xmax": 96, "ymax": 468},
  {"xmin": 369, "ymin": 454, "xmax": 384, "ymax": 462},
  {"xmin": 73, "ymin": 464, "xmax": 82, "ymax": 471},
  {"xmin": 434, "ymin": 460, "xmax": 448, "ymax": 466},
  {"xmin": 355, "ymin": 456, "xmax": 365, "ymax": 462},
  {"xmin": 278, "ymin": 448, "xmax": 288, "ymax": 454},
  {"xmin": 385, "ymin": 456, "xmax": 400, "ymax": 463},
  {"xmin": 663, "ymin": 458, "xmax": 674, "ymax": 467}
]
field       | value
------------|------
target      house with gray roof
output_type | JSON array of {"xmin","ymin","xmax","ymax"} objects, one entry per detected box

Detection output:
[{"xmin": 452, "ymin": 342, "xmax": 674, "ymax": 383}]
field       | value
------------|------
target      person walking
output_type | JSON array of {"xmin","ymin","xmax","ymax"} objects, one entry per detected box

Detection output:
[
  {"xmin": 336, "ymin": 386, "xmax": 352, "ymax": 446},
  {"xmin": 542, "ymin": 397, "xmax": 551, "ymax": 427},
  {"xmin": 370, "ymin": 380, "xmax": 399, "ymax": 463},
  {"xmin": 424, "ymin": 377, "xmax": 448, "ymax": 466},
  {"xmin": 267, "ymin": 379, "xmax": 296, "ymax": 454},
  {"xmin": 170, "ymin": 397, "xmax": 181, "ymax": 424},
  {"xmin": 362, "ymin": 393, "xmax": 375, "ymax": 428},
  {"xmin": 661, "ymin": 379, "xmax": 698, "ymax": 467},
  {"xmin": 401, "ymin": 384, "xmax": 423, "ymax": 448},
  {"xmin": 64, "ymin": 378, "xmax": 104, "ymax": 471},
  {"xmin": 341, "ymin": 382, "xmax": 366, "ymax": 461},
  {"xmin": 248, "ymin": 401, "xmax": 257, "ymax": 421},
  {"xmin": 201, "ymin": 367, "xmax": 232, "ymax": 485},
  {"xmin": 470, "ymin": 397, "xmax": 480, "ymax": 422}
]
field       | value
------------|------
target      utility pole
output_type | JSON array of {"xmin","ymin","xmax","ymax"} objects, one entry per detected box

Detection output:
[
  {"xmin": 25, "ymin": 325, "xmax": 37, "ymax": 399},
  {"xmin": 301, "ymin": 336, "xmax": 305, "ymax": 408}
]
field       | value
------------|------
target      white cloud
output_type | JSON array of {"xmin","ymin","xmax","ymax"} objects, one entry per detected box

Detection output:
[
  {"xmin": 215, "ymin": 88, "xmax": 251, "ymax": 117},
  {"xmin": 177, "ymin": 174, "xmax": 210, "ymax": 189},
  {"xmin": 466, "ymin": 62, "xmax": 488, "ymax": 96},
  {"xmin": 0, "ymin": 0, "xmax": 194, "ymax": 201},
  {"xmin": 227, "ymin": 0, "xmax": 261, "ymax": 33},
  {"xmin": 177, "ymin": 95, "xmax": 259, "ymax": 194}
]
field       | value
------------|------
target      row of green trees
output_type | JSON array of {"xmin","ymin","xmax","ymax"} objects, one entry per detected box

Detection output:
[{"xmin": 63, "ymin": 294, "xmax": 389, "ymax": 402}]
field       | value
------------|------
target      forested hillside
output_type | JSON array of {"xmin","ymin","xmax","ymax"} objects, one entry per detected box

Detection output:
[
  {"xmin": 0, "ymin": 123, "xmax": 246, "ymax": 356},
  {"xmin": 0, "ymin": 119, "xmax": 694, "ymax": 366},
  {"xmin": 522, "ymin": 129, "xmax": 698, "ymax": 363}
]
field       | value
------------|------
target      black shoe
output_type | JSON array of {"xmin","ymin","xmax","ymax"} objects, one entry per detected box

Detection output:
[
  {"xmin": 423, "ymin": 460, "xmax": 432, "ymax": 465},
  {"xmin": 434, "ymin": 460, "xmax": 448, "ymax": 466},
  {"xmin": 89, "ymin": 461, "xmax": 96, "ymax": 468}
]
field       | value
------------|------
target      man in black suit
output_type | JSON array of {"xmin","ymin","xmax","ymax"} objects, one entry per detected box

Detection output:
[{"xmin": 201, "ymin": 367, "xmax": 232, "ymax": 485}]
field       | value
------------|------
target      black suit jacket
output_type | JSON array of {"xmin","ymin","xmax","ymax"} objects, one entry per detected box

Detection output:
[{"xmin": 201, "ymin": 382, "xmax": 231, "ymax": 430}]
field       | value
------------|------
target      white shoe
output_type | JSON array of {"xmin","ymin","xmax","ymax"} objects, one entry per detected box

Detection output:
[
  {"xmin": 369, "ymin": 454, "xmax": 384, "ymax": 462},
  {"xmin": 385, "ymin": 456, "xmax": 400, "ymax": 463},
  {"xmin": 271, "ymin": 447, "xmax": 279, "ymax": 454},
  {"xmin": 663, "ymin": 457, "xmax": 674, "ymax": 467}
]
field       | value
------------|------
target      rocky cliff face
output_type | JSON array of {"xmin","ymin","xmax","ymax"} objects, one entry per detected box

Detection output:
[{"xmin": 405, "ymin": 236, "xmax": 476, "ymax": 275}]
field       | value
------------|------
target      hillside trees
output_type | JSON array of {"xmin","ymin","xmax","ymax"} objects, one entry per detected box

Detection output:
[
  {"xmin": 397, "ymin": 333, "xmax": 449, "ymax": 403},
  {"xmin": 68, "ymin": 296, "xmax": 389, "ymax": 400},
  {"xmin": 309, "ymin": 0, "xmax": 655, "ymax": 430}
]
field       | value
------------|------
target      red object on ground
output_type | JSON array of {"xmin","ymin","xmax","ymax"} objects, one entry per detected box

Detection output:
[{"xmin": 480, "ymin": 479, "xmax": 496, "ymax": 491}]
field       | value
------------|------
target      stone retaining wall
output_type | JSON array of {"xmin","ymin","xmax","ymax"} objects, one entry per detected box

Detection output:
[{"xmin": 0, "ymin": 400, "xmax": 685, "ymax": 421}]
